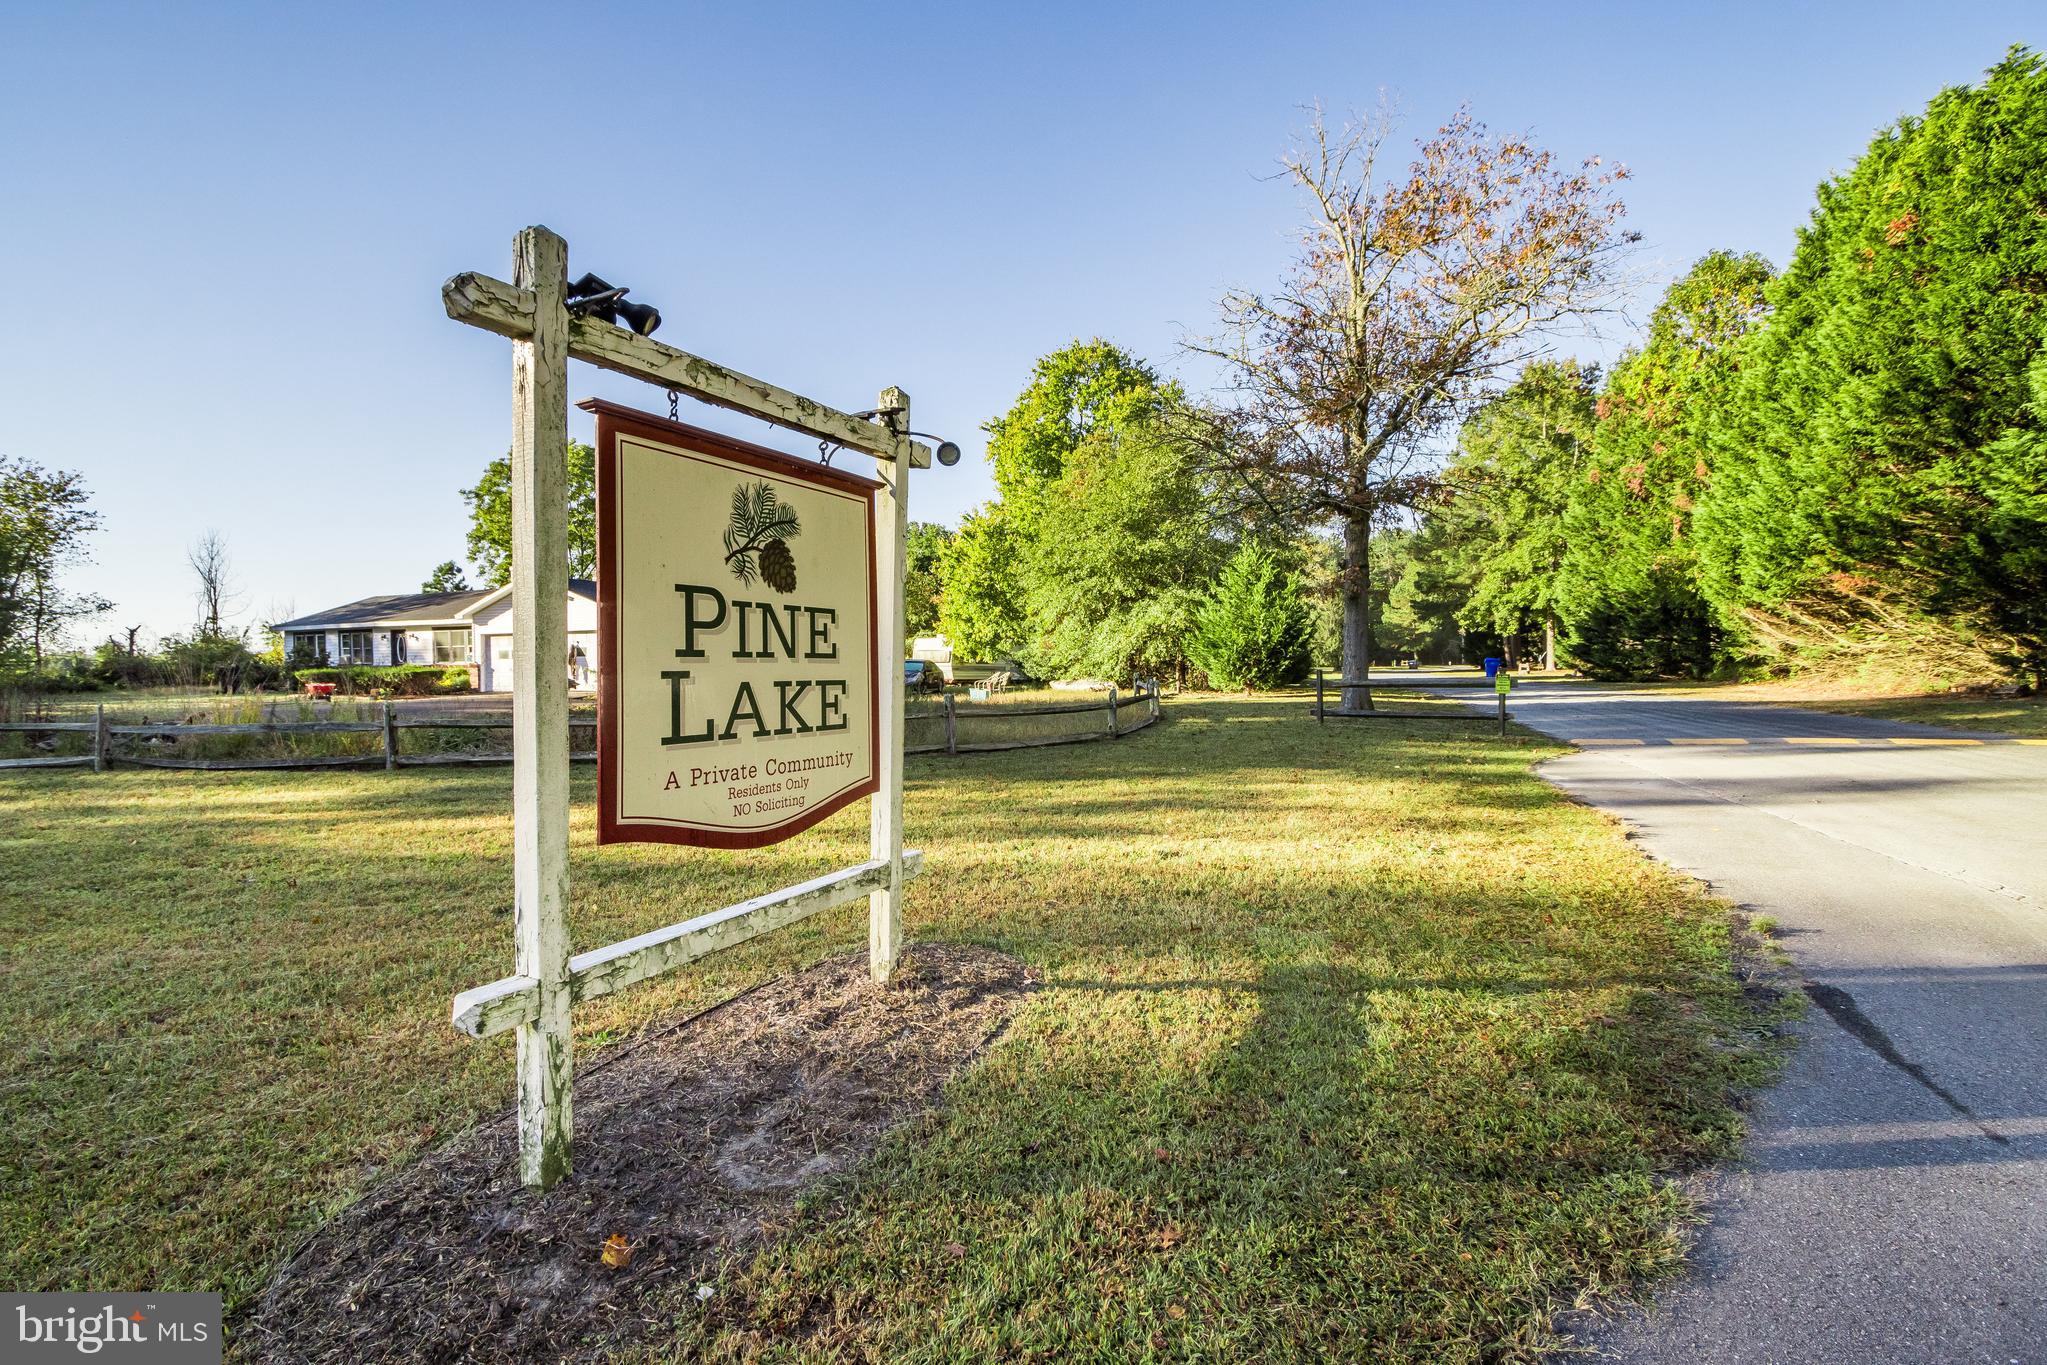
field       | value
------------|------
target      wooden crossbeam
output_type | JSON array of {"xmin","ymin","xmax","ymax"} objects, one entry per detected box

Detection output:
[
  {"xmin": 443, "ymin": 272, "xmax": 933, "ymax": 469},
  {"xmin": 451, "ymin": 851, "xmax": 926, "ymax": 1038}
]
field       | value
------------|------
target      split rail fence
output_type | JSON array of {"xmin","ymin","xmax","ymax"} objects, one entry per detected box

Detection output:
[
  {"xmin": 1, "ymin": 683, "xmax": 1168, "ymax": 774},
  {"xmin": 0, "ymin": 705, "xmax": 596, "ymax": 773},
  {"xmin": 905, "ymin": 680, "xmax": 1161, "ymax": 755},
  {"xmin": 1313, "ymin": 673, "xmax": 1513, "ymax": 737}
]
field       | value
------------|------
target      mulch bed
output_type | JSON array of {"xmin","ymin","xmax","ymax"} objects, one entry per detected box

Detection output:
[{"xmin": 239, "ymin": 943, "xmax": 1033, "ymax": 1364}]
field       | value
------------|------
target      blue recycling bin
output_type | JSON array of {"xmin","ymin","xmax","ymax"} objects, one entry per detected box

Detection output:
[{"xmin": 1483, "ymin": 657, "xmax": 1503, "ymax": 678}]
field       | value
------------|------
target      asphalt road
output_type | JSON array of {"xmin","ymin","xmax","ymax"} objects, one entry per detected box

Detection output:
[{"xmin": 1430, "ymin": 680, "xmax": 2047, "ymax": 1364}]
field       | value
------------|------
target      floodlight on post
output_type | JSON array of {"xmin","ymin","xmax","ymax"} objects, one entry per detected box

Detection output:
[
  {"xmin": 818, "ymin": 425, "xmax": 962, "ymax": 469},
  {"xmin": 565, "ymin": 272, "xmax": 662, "ymax": 338},
  {"xmin": 613, "ymin": 299, "xmax": 661, "ymax": 336}
]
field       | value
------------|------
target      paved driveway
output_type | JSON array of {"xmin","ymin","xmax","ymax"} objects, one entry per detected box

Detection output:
[{"xmin": 1440, "ymin": 682, "xmax": 2047, "ymax": 1364}]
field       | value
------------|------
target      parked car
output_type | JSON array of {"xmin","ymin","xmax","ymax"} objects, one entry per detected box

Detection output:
[
  {"xmin": 903, "ymin": 659, "xmax": 945, "ymax": 693},
  {"xmin": 953, "ymin": 658, "xmax": 1041, "ymax": 688}
]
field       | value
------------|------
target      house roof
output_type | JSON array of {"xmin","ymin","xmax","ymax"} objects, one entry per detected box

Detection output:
[{"xmin": 275, "ymin": 580, "xmax": 596, "ymax": 631}]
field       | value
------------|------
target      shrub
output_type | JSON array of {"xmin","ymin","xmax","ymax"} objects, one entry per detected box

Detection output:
[
  {"xmin": 2, "ymin": 655, "xmax": 106, "ymax": 694},
  {"xmin": 296, "ymin": 665, "xmax": 471, "ymax": 696},
  {"xmin": 1190, "ymin": 542, "xmax": 1314, "ymax": 691}
]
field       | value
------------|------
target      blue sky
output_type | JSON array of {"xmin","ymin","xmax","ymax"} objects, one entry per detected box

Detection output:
[{"xmin": 2, "ymin": 2, "xmax": 2038, "ymax": 642}]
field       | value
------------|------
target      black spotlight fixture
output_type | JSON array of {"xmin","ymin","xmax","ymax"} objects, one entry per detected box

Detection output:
[
  {"xmin": 826, "ymin": 420, "xmax": 964, "ymax": 470},
  {"xmin": 564, "ymin": 272, "xmax": 661, "ymax": 337},
  {"xmin": 614, "ymin": 299, "xmax": 662, "ymax": 337},
  {"xmin": 907, "ymin": 432, "xmax": 962, "ymax": 466},
  {"xmin": 565, "ymin": 272, "xmax": 624, "ymax": 309}
]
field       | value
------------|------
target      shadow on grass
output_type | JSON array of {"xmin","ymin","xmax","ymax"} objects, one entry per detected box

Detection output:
[{"xmin": 672, "ymin": 946, "xmax": 1775, "ymax": 1362}]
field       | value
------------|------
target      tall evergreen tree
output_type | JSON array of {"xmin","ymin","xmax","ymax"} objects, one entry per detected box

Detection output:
[
  {"xmin": 1558, "ymin": 251, "xmax": 1773, "ymax": 677},
  {"xmin": 1695, "ymin": 48, "xmax": 2047, "ymax": 682},
  {"xmin": 1190, "ymin": 541, "xmax": 1314, "ymax": 690},
  {"xmin": 1427, "ymin": 360, "xmax": 1599, "ymax": 668}
]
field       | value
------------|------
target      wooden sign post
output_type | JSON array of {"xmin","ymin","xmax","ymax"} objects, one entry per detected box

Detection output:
[{"xmin": 445, "ymin": 226, "xmax": 933, "ymax": 1189}]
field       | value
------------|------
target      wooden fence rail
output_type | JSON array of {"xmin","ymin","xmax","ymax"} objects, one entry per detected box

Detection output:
[
  {"xmin": 0, "ymin": 702, "xmax": 601, "ymax": 773},
  {"xmin": 1313, "ymin": 673, "xmax": 1511, "ymax": 737},
  {"xmin": 0, "ymin": 686, "xmax": 1169, "ymax": 772},
  {"xmin": 905, "ymin": 680, "xmax": 1163, "ymax": 756}
]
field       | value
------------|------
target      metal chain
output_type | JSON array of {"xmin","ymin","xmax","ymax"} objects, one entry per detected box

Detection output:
[{"xmin": 666, "ymin": 388, "xmax": 680, "ymax": 421}]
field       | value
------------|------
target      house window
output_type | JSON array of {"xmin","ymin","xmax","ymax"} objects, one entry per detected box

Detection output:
[
  {"xmin": 289, "ymin": 632, "xmax": 328, "ymax": 665},
  {"xmin": 432, "ymin": 627, "xmax": 472, "ymax": 664},
  {"xmin": 338, "ymin": 631, "xmax": 376, "ymax": 665}
]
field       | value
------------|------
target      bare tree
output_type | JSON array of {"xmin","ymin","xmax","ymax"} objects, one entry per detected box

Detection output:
[
  {"xmin": 188, "ymin": 529, "xmax": 242, "ymax": 637},
  {"xmin": 1187, "ymin": 106, "xmax": 1633, "ymax": 710}
]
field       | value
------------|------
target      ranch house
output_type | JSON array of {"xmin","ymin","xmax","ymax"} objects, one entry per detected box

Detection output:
[{"xmin": 272, "ymin": 580, "xmax": 599, "ymax": 692}]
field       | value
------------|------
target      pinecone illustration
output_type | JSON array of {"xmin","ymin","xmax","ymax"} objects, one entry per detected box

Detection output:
[
  {"xmin": 760, "ymin": 537, "xmax": 797, "ymax": 593},
  {"xmin": 723, "ymin": 481, "xmax": 802, "ymax": 591}
]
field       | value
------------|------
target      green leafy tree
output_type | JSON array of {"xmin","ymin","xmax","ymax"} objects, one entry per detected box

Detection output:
[
  {"xmin": 0, "ymin": 518, "xmax": 26, "ymax": 669},
  {"xmin": 462, "ymin": 441, "xmax": 596, "ymax": 587},
  {"xmin": 0, "ymin": 457, "xmax": 109, "ymax": 668},
  {"xmin": 1695, "ymin": 48, "xmax": 2047, "ymax": 683},
  {"xmin": 985, "ymin": 340, "xmax": 1179, "ymax": 528},
  {"xmin": 1971, "ymin": 357, "xmax": 2047, "ymax": 685},
  {"xmin": 1427, "ymin": 361, "xmax": 1599, "ymax": 668},
  {"xmin": 1557, "ymin": 251, "xmax": 1773, "ymax": 677},
  {"xmin": 940, "ymin": 341, "xmax": 1181, "ymax": 664},
  {"xmin": 1190, "ymin": 541, "xmax": 1314, "ymax": 690},
  {"xmin": 904, "ymin": 522, "xmax": 952, "ymax": 640},
  {"xmin": 936, "ymin": 506, "xmax": 1029, "ymax": 660},
  {"xmin": 158, "ymin": 628, "xmax": 262, "ymax": 693},
  {"xmin": 422, "ymin": 560, "xmax": 471, "ymax": 593},
  {"xmin": 1021, "ymin": 428, "xmax": 1225, "ymax": 683}
]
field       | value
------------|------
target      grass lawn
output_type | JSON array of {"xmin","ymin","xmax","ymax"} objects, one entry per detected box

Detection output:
[
  {"xmin": 1639, "ymin": 677, "xmax": 2047, "ymax": 738},
  {"xmin": 0, "ymin": 693, "xmax": 1785, "ymax": 1361},
  {"xmin": 1774, "ymin": 690, "xmax": 2047, "ymax": 737}
]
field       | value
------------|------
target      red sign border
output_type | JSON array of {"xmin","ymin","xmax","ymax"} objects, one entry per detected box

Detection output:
[{"xmin": 581, "ymin": 398, "xmax": 882, "ymax": 849}]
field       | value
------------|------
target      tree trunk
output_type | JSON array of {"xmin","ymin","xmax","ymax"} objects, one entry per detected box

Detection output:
[
  {"xmin": 1504, "ymin": 633, "xmax": 1520, "ymax": 669},
  {"xmin": 1543, "ymin": 614, "xmax": 1557, "ymax": 672},
  {"xmin": 1341, "ymin": 509, "xmax": 1374, "ymax": 712}
]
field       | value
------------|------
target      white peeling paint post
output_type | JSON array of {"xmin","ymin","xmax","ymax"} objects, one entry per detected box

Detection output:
[
  {"xmin": 447, "ymin": 228, "xmax": 938, "ymax": 1180},
  {"xmin": 869, "ymin": 386, "xmax": 910, "ymax": 983},
  {"xmin": 510, "ymin": 226, "xmax": 574, "ymax": 1188}
]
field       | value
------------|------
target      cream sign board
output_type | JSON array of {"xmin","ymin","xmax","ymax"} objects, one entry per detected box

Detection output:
[{"xmin": 584, "ymin": 399, "xmax": 879, "ymax": 847}]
